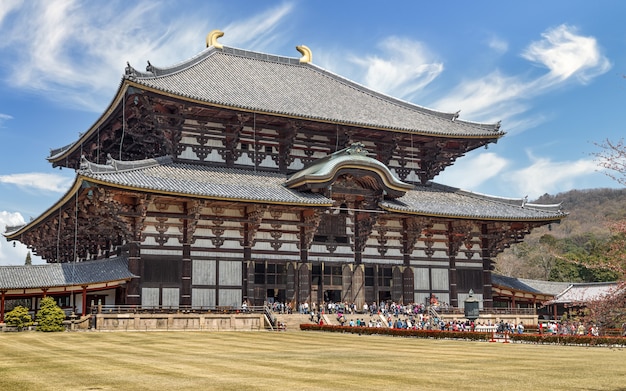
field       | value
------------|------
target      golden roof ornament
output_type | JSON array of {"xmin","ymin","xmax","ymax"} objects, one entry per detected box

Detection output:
[
  {"xmin": 206, "ymin": 30, "xmax": 224, "ymax": 49},
  {"xmin": 296, "ymin": 45, "xmax": 312, "ymax": 63}
]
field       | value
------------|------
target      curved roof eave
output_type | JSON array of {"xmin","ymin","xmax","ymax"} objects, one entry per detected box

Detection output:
[
  {"xmin": 48, "ymin": 79, "xmax": 130, "ymax": 164},
  {"xmin": 4, "ymin": 177, "xmax": 86, "ymax": 240},
  {"xmin": 124, "ymin": 82, "xmax": 505, "ymax": 139},
  {"xmin": 378, "ymin": 204, "xmax": 566, "ymax": 222}
]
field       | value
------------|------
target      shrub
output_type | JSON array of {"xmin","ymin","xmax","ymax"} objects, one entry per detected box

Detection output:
[
  {"xmin": 4, "ymin": 306, "xmax": 33, "ymax": 331},
  {"xmin": 36, "ymin": 297, "xmax": 66, "ymax": 332}
]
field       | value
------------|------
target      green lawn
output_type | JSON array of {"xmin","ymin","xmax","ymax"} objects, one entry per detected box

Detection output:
[{"xmin": 1, "ymin": 331, "xmax": 624, "ymax": 390}]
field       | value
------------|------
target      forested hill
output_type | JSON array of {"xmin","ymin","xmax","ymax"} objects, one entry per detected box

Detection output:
[
  {"xmin": 533, "ymin": 188, "xmax": 626, "ymax": 238},
  {"xmin": 495, "ymin": 188, "xmax": 626, "ymax": 281}
]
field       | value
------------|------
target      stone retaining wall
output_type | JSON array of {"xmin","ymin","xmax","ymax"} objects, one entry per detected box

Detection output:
[{"xmin": 95, "ymin": 313, "xmax": 265, "ymax": 331}]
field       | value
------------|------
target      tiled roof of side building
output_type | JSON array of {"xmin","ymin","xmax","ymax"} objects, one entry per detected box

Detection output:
[
  {"xmin": 491, "ymin": 274, "xmax": 545, "ymax": 294},
  {"xmin": 517, "ymin": 278, "xmax": 572, "ymax": 296},
  {"xmin": 548, "ymin": 282, "xmax": 620, "ymax": 304},
  {"xmin": 125, "ymin": 45, "xmax": 503, "ymax": 138},
  {"xmin": 0, "ymin": 256, "xmax": 135, "ymax": 290},
  {"xmin": 380, "ymin": 183, "xmax": 567, "ymax": 221}
]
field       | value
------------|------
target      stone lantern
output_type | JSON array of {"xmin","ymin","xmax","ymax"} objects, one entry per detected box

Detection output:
[{"xmin": 464, "ymin": 289, "xmax": 480, "ymax": 321}]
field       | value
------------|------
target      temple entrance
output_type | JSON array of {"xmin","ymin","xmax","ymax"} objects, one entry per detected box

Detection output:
[
  {"xmin": 266, "ymin": 288, "xmax": 286, "ymax": 304},
  {"xmin": 378, "ymin": 290, "xmax": 391, "ymax": 303},
  {"xmin": 324, "ymin": 289, "xmax": 342, "ymax": 303}
]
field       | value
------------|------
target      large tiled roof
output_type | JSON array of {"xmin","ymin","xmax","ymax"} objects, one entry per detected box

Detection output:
[
  {"xmin": 0, "ymin": 256, "xmax": 135, "ymax": 290},
  {"xmin": 380, "ymin": 183, "xmax": 566, "ymax": 221},
  {"xmin": 79, "ymin": 156, "xmax": 332, "ymax": 206},
  {"xmin": 77, "ymin": 155, "xmax": 565, "ymax": 221},
  {"xmin": 124, "ymin": 45, "xmax": 503, "ymax": 138}
]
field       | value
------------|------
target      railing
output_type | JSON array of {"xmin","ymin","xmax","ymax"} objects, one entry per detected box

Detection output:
[
  {"xmin": 264, "ymin": 305, "xmax": 277, "ymax": 330},
  {"xmin": 435, "ymin": 307, "xmax": 537, "ymax": 316}
]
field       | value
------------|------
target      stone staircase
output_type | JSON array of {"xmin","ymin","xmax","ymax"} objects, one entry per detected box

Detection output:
[{"xmin": 273, "ymin": 313, "xmax": 315, "ymax": 331}]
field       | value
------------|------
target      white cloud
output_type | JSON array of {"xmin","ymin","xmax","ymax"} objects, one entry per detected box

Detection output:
[
  {"xmin": 505, "ymin": 155, "xmax": 599, "ymax": 199},
  {"xmin": 437, "ymin": 150, "xmax": 603, "ymax": 200},
  {"xmin": 488, "ymin": 36, "xmax": 508, "ymax": 54},
  {"xmin": 0, "ymin": 112, "xmax": 12, "ymax": 127},
  {"xmin": 223, "ymin": 3, "xmax": 294, "ymax": 50},
  {"xmin": 0, "ymin": 172, "xmax": 73, "ymax": 193},
  {"xmin": 433, "ymin": 24, "xmax": 610, "ymax": 127},
  {"xmin": 0, "ymin": 1, "xmax": 293, "ymax": 111},
  {"xmin": 350, "ymin": 36, "xmax": 444, "ymax": 100},
  {"xmin": 435, "ymin": 152, "xmax": 509, "ymax": 189},
  {"xmin": 0, "ymin": 210, "xmax": 44, "ymax": 266},
  {"xmin": 522, "ymin": 24, "xmax": 611, "ymax": 84},
  {"xmin": 0, "ymin": 0, "xmax": 21, "ymax": 27}
]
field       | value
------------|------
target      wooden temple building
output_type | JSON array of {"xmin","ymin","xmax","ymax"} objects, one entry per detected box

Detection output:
[{"xmin": 4, "ymin": 31, "xmax": 566, "ymax": 315}]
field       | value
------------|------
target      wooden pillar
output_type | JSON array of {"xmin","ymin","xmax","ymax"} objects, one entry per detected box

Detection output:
[
  {"xmin": 181, "ymin": 243, "xmax": 192, "ymax": 307},
  {"xmin": 81, "ymin": 286, "xmax": 88, "ymax": 316},
  {"xmin": 447, "ymin": 223, "xmax": 458, "ymax": 308},
  {"xmin": 126, "ymin": 241, "xmax": 141, "ymax": 306},
  {"xmin": 0, "ymin": 291, "xmax": 6, "ymax": 323},
  {"xmin": 480, "ymin": 223, "xmax": 494, "ymax": 309}
]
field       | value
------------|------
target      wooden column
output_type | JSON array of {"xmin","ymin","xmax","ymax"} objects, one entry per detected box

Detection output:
[
  {"xmin": 81, "ymin": 286, "xmax": 88, "ymax": 316},
  {"xmin": 0, "ymin": 291, "xmax": 6, "ymax": 323},
  {"xmin": 126, "ymin": 241, "xmax": 141, "ymax": 306},
  {"xmin": 480, "ymin": 223, "xmax": 494, "ymax": 309},
  {"xmin": 447, "ymin": 224, "xmax": 458, "ymax": 308}
]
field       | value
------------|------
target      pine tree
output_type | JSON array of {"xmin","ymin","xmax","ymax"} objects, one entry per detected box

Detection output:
[
  {"xmin": 36, "ymin": 297, "xmax": 65, "ymax": 332},
  {"xmin": 4, "ymin": 306, "xmax": 33, "ymax": 331},
  {"xmin": 25, "ymin": 251, "xmax": 32, "ymax": 266}
]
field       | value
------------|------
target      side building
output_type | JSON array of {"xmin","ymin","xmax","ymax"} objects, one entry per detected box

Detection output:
[{"xmin": 4, "ymin": 31, "xmax": 566, "ymax": 313}]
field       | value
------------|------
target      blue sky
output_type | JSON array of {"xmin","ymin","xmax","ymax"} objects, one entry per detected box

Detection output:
[{"xmin": 0, "ymin": 0, "xmax": 624, "ymax": 265}]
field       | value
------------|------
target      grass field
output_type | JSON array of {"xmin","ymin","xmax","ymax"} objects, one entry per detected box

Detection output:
[{"xmin": 1, "ymin": 330, "xmax": 625, "ymax": 391}]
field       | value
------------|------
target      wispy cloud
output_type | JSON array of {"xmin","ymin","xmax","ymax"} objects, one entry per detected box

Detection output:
[
  {"xmin": 487, "ymin": 35, "xmax": 508, "ymax": 54},
  {"xmin": 0, "ymin": 112, "xmax": 12, "ymax": 127},
  {"xmin": 436, "ymin": 152, "xmax": 509, "ymax": 190},
  {"xmin": 504, "ymin": 153, "xmax": 599, "ymax": 199},
  {"xmin": 0, "ymin": 172, "xmax": 73, "ymax": 193},
  {"xmin": 432, "ymin": 24, "xmax": 610, "ymax": 129},
  {"xmin": 438, "ymin": 150, "xmax": 600, "ymax": 200},
  {"xmin": 0, "ymin": 0, "xmax": 21, "ymax": 26},
  {"xmin": 522, "ymin": 24, "xmax": 611, "ymax": 84},
  {"xmin": 223, "ymin": 3, "xmax": 294, "ymax": 50},
  {"xmin": 349, "ymin": 36, "xmax": 444, "ymax": 101},
  {"xmin": 0, "ymin": 1, "xmax": 293, "ymax": 112}
]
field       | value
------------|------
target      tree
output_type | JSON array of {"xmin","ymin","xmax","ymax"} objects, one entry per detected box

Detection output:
[
  {"xmin": 582, "ymin": 138, "xmax": 626, "ymax": 329},
  {"xmin": 4, "ymin": 306, "xmax": 33, "ymax": 331},
  {"xmin": 595, "ymin": 138, "xmax": 626, "ymax": 187},
  {"xmin": 25, "ymin": 251, "xmax": 32, "ymax": 266},
  {"xmin": 35, "ymin": 297, "xmax": 66, "ymax": 332},
  {"xmin": 592, "ymin": 138, "xmax": 626, "ymax": 279}
]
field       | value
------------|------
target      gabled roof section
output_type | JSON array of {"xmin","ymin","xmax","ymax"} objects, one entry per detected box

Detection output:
[
  {"xmin": 380, "ymin": 183, "xmax": 567, "ymax": 221},
  {"xmin": 123, "ymin": 41, "xmax": 503, "ymax": 138},
  {"xmin": 285, "ymin": 142, "xmax": 413, "ymax": 197},
  {"xmin": 77, "ymin": 155, "xmax": 332, "ymax": 206},
  {"xmin": 0, "ymin": 256, "xmax": 135, "ymax": 290}
]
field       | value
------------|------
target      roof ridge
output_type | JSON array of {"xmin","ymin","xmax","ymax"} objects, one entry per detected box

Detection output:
[{"xmin": 79, "ymin": 154, "xmax": 173, "ymax": 174}]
